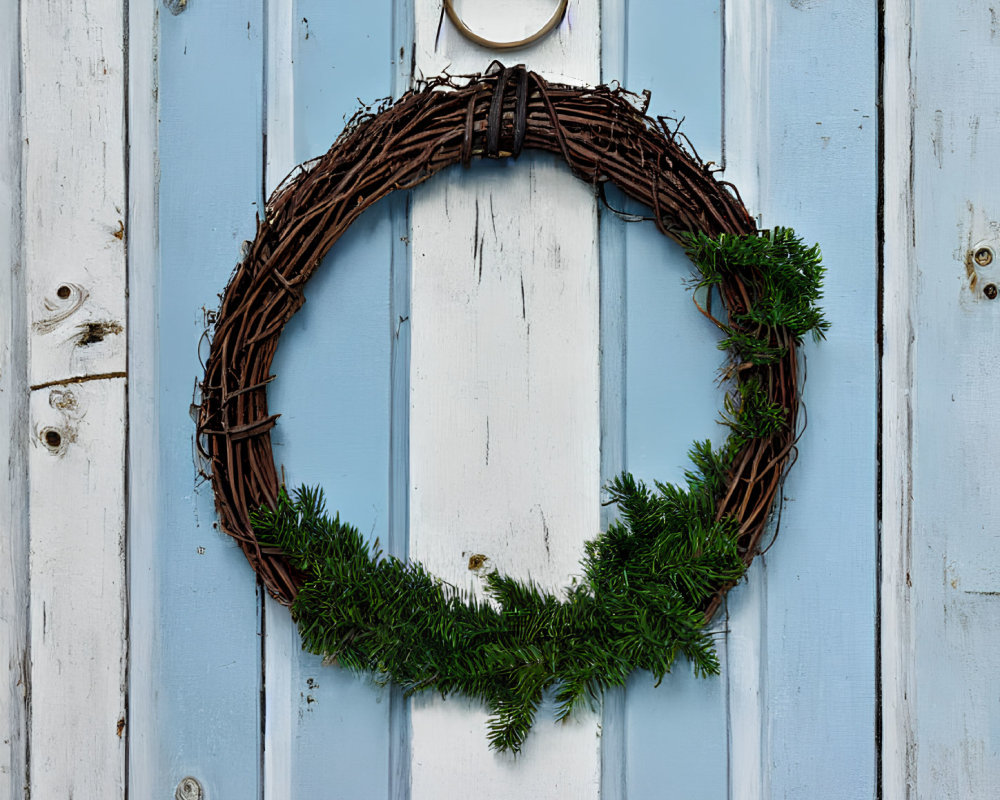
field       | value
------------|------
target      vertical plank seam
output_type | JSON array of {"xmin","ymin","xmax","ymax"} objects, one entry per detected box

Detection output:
[
  {"xmin": 875, "ymin": 1, "xmax": 886, "ymax": 795},
  {"xmin": 122, "ymin": 0, "xmax": 133, "ymax": 796},
  {"xmin": 259, "ymin": 4, "xmax": 274, "ymax": 798}
]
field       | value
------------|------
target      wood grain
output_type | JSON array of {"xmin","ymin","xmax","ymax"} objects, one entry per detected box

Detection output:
[
  {"xmin": 0, "ymin": 1, "xmax": 27, "ymax": 795},
  {"xmin": 409, "ymin": 0, "xmax": 601, "ymax": 794},
  {"xmin": 123, "ymin": 0, "xmax": 159, "ymax": 794},
  {"xmin": 726, "ymin": 2, "xmax": 878, "ymax": 798},
  {"xmin": 263, "ymin": 2, "xmax": 399, "ymax": 797},
  {"xmin": 22, "ymin": 0, "xmax": 128, "ymax": 796},
  {"xmin": 885, "ymin": 0, "xmax": 1000, "ymax": 794},
  {"xmin": 150, "ymin": 5, "xmax": 267, "ymax": 796}
]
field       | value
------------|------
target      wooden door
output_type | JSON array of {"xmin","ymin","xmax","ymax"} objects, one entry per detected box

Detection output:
[
  {"xmin": 134, "ymin": 1, "xmax": 878, "ymax": 796},
  {"xmin": 1, "ymin": 0, "xmax": 881, "ymax": 797}
]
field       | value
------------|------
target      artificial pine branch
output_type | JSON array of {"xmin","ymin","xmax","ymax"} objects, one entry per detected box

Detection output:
[{"xmin": 251, "ymin": 229, "xmax": 827, "ymax": 753}]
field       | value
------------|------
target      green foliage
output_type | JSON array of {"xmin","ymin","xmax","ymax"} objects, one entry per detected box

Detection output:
[
  {"xmin": 251, "ymin": 229, "xmax": 825, "ymax": 753},
  {"xmin": 683, "ymin": 227, "xmax": 829, "ymax": 364}
]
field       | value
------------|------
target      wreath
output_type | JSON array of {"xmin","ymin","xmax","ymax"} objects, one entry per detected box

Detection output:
[{"xmin": 197, "ymin": 64, "xmax": 827, "ymax": 752}]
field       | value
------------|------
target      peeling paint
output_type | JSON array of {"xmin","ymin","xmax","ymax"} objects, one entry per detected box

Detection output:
[{"xmin": 75, "ymin": 320, "xmax": 123, "ymax": 347}]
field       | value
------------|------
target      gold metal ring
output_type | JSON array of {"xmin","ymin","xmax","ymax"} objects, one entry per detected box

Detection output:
[{"xmin": 443, "ymin": 0, "xmax": 569, "ymax": 50}]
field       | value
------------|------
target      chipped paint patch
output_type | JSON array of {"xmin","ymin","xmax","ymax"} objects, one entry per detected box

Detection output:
[{"xmin": 75, "ymin": 320, "xmax": 123, "ymax": 347}]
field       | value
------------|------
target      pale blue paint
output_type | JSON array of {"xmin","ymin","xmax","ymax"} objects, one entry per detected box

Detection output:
[
  {"xmin": 606, "ymin": 2, "xmax": 877, "ymax": 796},
  {"xmin": 625, "ymin": 0, "xmax": 723, "ymax": 166},
  {"xmin": 609, "ymin": 3, "xmax": 730, "ymax": 797},
  {"xmin": 154, "ymin": 3, "xmax": 266, "ymax": 796},
  {"xmin": 906, "ymin": 2, "xmax": 1000, "ymax": 794},
  {"xmin": 267, "ymin": 2, "xmax": 398, "ymax": 797},
  {"xmin": 150, "ymin": 2, "xmax": 878, "ymax": 795},
  {"xmin": 752, "ymin": 3, "xmax": 877, "ymax": 798}
]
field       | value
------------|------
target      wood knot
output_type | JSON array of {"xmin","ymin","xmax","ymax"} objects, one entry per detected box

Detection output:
[{"xmin": 467, "ymin": 554, "xmax": 488, "ymax": 571}]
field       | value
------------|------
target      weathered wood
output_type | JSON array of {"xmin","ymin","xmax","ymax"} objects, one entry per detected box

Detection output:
[
  {"xmin": 22, "ymin": 0, "xmax": 128, "ymax": 796},
  {"xmin": 880, "ymin": 1, "xmax": 916, "ymax": 795},
  {"xmin": 409, "ymin": 0, "xmax": 601, "ymax": 794},
  {"xmin": 723, "ymin": 5, "xmax": 772, "ymax": 797},
  {"xmin": 123, "ymin": 0, "xmax": 159, "ymax": 795},
  {"xmin": 0, "ymin": 3, "xmax": 28, "ymax": 797},
  {"xmin": 262, "ymin": 2, "xmax": 398, "ymax": 797},
  {"xmin": 261, "ymin": 3, "xmax": 297, "ymax": 796},
  {"xmin": 148, "ymin": 5, "xmax": 266, "ymax": 796},
  {"xmin": 597, "ymin": 4, "xmax": 627, "ymax": 796},
  {"xmin": 616, "ymin": 3, "xmax": 730, "ymax": 796},
  {"xmin": 884, "ymin": 0, "xmax": 1000, "ymax": 794},
  {"xmin": 726, "ymin": 2, "xmax": 878, "ymax": 798}
]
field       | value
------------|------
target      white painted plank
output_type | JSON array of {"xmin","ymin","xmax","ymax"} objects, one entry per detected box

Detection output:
[
  {"xmin": 22, "ymin": 0, "xmax": 127, "ymax": 796},
  {"xmin": 124, "ymin": 0, "xmax": 160, "ymax": 795},
  {"xmin": 27, "ymin": 379, "xmax": 127, "ymax": 797},
  {"xmin": 410, "ymin": 3, "xmax": 600, "ymax": 793},
  {"xmin": 409, "ymin": 164, "xmax": 603, "ymax": 798},
  {"xmin": 880, "ymin": 1, "xmax": 916, "ymax": 796},
  {"xmin": 23, "ymin": 4, "xmax": 127, "ymax": 389},
  {"xmin": 262, "ymin": 2, "xmax": 296, "ymax": 796},
  {"xmin": 887, "ymin": 1, "xmax": 1000, "ymax": 794},
  {"xmin": 721, "ymin": 6, "xmax": 770, "ymax": 797},
  {"xmin": 0, "ymin": 2, "xmax": 28, "ymax": 795}
]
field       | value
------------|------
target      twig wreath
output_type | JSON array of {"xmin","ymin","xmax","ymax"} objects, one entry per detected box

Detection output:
[{"xmin": 197, "ymin": 64, "xmax": 827, "ymax": 752}]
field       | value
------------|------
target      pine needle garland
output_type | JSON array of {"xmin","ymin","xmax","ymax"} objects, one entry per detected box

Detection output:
[{"xmin": 250, "ymin": 230, "xmax": 827, "ymax": 753}]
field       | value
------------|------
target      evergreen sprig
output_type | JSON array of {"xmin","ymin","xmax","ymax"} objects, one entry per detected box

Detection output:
[
  {"xmin": 683, "ymin": 227, "xmax": 829, "ymax": 363},
  {"xmin": 251, "ymin": 229, "xmax": 827, "ymax": 753}
]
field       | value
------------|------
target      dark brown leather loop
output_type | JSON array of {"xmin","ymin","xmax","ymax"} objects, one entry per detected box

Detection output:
[
  {"xmin": 486, "ymin": 64, "xmax": 529, "ymax": 158},
  {"xmin": 486, "ymin": 66, "xmax": 513, "ymax": 157}
]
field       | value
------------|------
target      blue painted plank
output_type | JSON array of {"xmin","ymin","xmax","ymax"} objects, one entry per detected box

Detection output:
[
  {"xmin": 755, "ymin": 4, "xmax": 877, "ymax": 798},
  {"xmin": 265, "ymin": 2, "xmax": 397, "ymax": 796},
  {"xmin": 626, "ymin": 0, "xmax": 723, "ymax": 165},
  {"xmin": 615, "ymin": 2, "xmax": 730, "ymax": 797},
  {"xmin": 153, "ymin": 3, "xmax": 266, "ymax": 796}
]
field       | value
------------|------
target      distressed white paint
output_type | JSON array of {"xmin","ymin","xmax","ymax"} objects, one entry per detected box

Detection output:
[
  {"xmin": 266, "ymin": 0, "xmax": 297, "ymax": 192},
  {"xmin": 21, "ymin": 0, "xmax": 128, "ymax": 797},
  {"xmin": 883, "ymin": 0, "xmax": 1000, "ymax": 795},
  {"xmin": 721, "ymin": 5, "xmax": 769, "ymax": 797},
  {"xmin": 125, "ymin": 0, "xmax": 160, "ymax": 796},
  {"xmin": 880, "ymin": 1, "xmax": 916, "ymax": 796},
  {"xmin": 597, "ymin": 7, "xmax": 627, "ymax": 798},
  {"xmin": 262, "ymin": 4, "xmax": 297, "ymax": 799},
  {"xmin": 0, "ymin": 1, "xmax": 27, "ymax": 796},
  {"xmin": 27, "ymin": 380, "xmax": 127, "ymax": 794},
  {"xmin": 410, "ymin": 0, "xmax": 601, "ymax": 795},
  {"xmin": 408, "ymin": 167, "xmax": 603, "ymax": 797}
]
